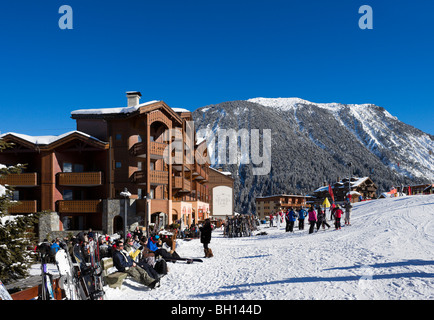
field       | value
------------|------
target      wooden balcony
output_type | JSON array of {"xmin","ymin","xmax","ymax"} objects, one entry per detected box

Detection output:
[
  {"xmin": 151, "ymin": 141, "xmax": 167, "ymax": 159},
  {"xmin": 131, "ymin": 141, "xmax": 167, "ymax": 159},
  {"xmin": 172, "ymin": 176, "xmax": 191, "ymax": 192},
  {"xmin": 58, "ymin": 172, "xmax": 103, "ymax": 186},
  {"xmin": 172, "ymin": 153, "xmax": 193, "ymax": 172},
  {"xmin": 191, "ymin": 181, "xmax": 209, "ymax": 202},
  {"xmin": 151, "ymin": 170, "xmax": 169, "ymax": 185},
  {"xmin": 193, "ymin": 163, "xmax": 208, "ymax": 182},
  {"xmin": 57, "ymin": 200, "xmax": 102, "ymax": 213},
  {"xmin": 133, "ymin": 170, "xmax": 169, "ymax": 185},
  {"xmin": 8, "ymin": 200, "xmax": 37, "ymax": 214},
  {"xmin": 0, "ymin": 173, "xmax": 38, "ymax": 187}
]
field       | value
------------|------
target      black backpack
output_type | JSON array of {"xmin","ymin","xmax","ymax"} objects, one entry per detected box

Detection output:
[{"xmin": 154, "ymin": 259, "xmax": 168, "ymax": 275}]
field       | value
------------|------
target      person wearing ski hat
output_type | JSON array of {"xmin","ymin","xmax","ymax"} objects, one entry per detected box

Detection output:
[
  {"xmin": 334, "ymin": 204, "xmax": 344, "ymax": 230},
  {"xmin": 112, "ymin": 240, "xmax": 159, "ymax": 289},
  {"xmin": 308, "ymin": 206, "xmax": 317, "ymax": 234},
  {"xmin": 147, "ymin": 234, "xmax": 160, "ymax": 252}
]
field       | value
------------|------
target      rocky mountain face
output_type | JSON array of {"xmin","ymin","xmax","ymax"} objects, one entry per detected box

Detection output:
[{"xmin": 192, "ymin": 98, "xmax": 434, "ymax": 214}]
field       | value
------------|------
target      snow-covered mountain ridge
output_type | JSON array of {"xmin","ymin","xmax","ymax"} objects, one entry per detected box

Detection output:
[
  {"xmin": 248, "ymin": 97, "xmax": 397, "ymax": 119},
  {"xmin": 247, "ymin": 97, "xmax": 434, "ymax": 180}
]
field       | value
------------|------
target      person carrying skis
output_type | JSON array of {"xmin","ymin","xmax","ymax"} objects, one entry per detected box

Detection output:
[
  {"xmin": 113, "ymin": 240, "xmax": 159, "ymax": 289},
  {"xmin": 308, "ymin": 206, "xmax": 317, "ymax": 234},
  {"xmin": 334, "ymin": 205, "xmax": 344, "ymax": 230},
  {"xmin": 298, "ymin": 207, "xmax": 307, "ymax": 230}
]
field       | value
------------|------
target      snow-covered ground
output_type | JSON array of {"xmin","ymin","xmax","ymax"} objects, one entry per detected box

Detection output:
[
  {"xmin": 105, "ymin": 195, "xmax": 434, "ymax": 300},
  {"xmin": 30, "ymin": 195, "xmax": 434, "ymax": 300}
]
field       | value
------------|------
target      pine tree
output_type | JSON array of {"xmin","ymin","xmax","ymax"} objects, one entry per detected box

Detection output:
[{"xmin": 0, "ymin": 139, "xmax": 40, "ymax": 284}]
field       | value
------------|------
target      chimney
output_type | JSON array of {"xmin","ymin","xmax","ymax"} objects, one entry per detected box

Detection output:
[{"xmin": 126, "ymin": 91, "xmax": 142, "ymax": 107}]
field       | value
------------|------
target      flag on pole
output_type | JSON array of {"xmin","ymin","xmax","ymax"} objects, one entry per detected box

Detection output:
[{"xmin": 328, "ymin": 184, "xmax": 335, "ymax": 208}]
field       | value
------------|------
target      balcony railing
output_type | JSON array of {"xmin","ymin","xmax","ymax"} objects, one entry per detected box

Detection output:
[
  {"xmin": 151, "ymin": 141, "xmax": 167, "ymax": 158},
  {"xmin": 8, "ymin": 200, "xmax": 37, "ymax": 214},
  {"xmin": 57, "ymin": 200, "xmax": 102, "ymax": 213},
  {"xmin": 193, "ymin": 163, "xmax": 208, "ymax": 181},
  {"xmin": 191, "ymin": 181, "xmax": 209, "ymax": 202},
  {"xmin": 131, "ymin": 141, "xmax": 168, "ymax": 159},
  {"xmin": 58, "ymin": 172, "xmax": 103, "ymax": 186},
  {"xmin": 171, "ymin": 153, "xmax": 193, "ymax": 172},
  {"xmin": 133, "ymin": 170, "xmax": 169, "ymax": 185},
  {"xmin": 151, "ymin": 170, "xmax": 169, "ymax": 185},
  {"xmin": 0, "ymin": 173, "xmax": 38, "ymax": 187},
  {"xmin": 172, "ymin": 176, "xmax": 191, "ymax": 192}
]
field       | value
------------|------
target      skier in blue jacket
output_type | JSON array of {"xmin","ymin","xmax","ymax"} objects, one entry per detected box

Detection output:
[
  {"xmin": 285, "ymin": 208, "xmax": 297, "ymax": 232},
  {"xmin": 298, "ymin": 207, "xmax": 307, "ymax": 230}
]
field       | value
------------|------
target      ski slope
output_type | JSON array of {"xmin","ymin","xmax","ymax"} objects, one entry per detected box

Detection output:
[{"xmin": 103, "ymin": 195, "xmax": 434, "ymax": 300}]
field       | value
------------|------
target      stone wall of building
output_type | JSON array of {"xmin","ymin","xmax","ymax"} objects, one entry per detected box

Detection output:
[{"xmin": 38, "ymin": 199, "xmax": 143, "ymax": 241}]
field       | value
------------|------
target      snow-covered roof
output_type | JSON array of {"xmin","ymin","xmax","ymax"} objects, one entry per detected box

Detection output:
[
  {"xmin": 71, "ymin": 100, "xmax": 160, "ymax": 116},
  {"xmin": 350, "ymin": 177, "xmax": 369, "ymax": 187},
  {"xmin": 256, "ymin": 194, "xmax": 310, "ymax": 199},
  {"xmin": 0, "ymin": 131, "xmax": 107, "ymax": 145},
  {"xmin": 314, "ymin": 177, "xmax": 373, "ymax": 193},
  {"xmin": 346, "ymin": 191, "xmax": 362, "ymax": 196},
  {"xmin": 314, "ymin": 186, "xmax": 329, "ymax": 193},
  {"xmin": 172, "ymin": 108, "xmax": 190, "ymax": 113},
  {"xmin": 209, "ymin": 167, "xmax": 232, "ymax": 176},
  {"xmin": 196, "ymin": 136, "xmax": 206, "ymax": 146}
]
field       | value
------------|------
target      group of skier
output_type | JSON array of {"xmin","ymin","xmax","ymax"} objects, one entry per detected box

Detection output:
[
  {"xmin": 33, "ymin": 228, "xmax": 188, "ymax": 299},
  {"xmin": 270, "ymin": 201, "xmax": 353, "ymax": 234}
]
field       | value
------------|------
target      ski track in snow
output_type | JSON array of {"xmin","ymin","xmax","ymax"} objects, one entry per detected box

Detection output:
[{"xmin": 32, "ymin": 195, "xmax": 434, "ymax": 300}]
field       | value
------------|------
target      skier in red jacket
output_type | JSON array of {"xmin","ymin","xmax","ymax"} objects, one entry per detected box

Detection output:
[{"xmin": 334, "ymin": 205, "xmax": 344, "ymax": 230}]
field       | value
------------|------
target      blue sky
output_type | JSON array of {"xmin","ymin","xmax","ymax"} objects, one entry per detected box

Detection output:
[{"xmin": 0, "ymin": 0, "xmax": 433, "ymax": 135}]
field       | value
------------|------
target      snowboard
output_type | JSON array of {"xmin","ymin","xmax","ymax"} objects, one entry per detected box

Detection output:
[
  {"xmin": 55, "ymin": 249, "xmax": 80, "ymax": 300},
  {"xmin": 88, "ymin": 238, "xmax": 104, "ymax": 299},
  {"xmin": 0, "ymin": 280, "xmax": 13, "ymax": 300},
  {"xmin": 163, "ymin": 257, "xmax": 203, "ymax": 263},
  {"xmin": 73, "ymin": 244, "xmax": 104, "ymax": 300}
]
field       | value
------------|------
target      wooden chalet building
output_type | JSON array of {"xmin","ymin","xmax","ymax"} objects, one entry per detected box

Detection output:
[
  {"xmin": 255, "ymin": 194, "xmax": 309, "ymax": 220},
  {"xmin": 312, "ymin": 176, "xmax": 378, "ymax": 204},
  {"xmin": 0, "ymin": 91, "xmax": 214, "ymax": 239},
  {"xmin": 396, "ymin": 184, "xmax": 434, "ymax": 195}
]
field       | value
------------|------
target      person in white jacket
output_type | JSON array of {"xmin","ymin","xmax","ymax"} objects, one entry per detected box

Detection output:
[
  {"xmin": 276, "ymin": 211, "xmax": 281, "ymax": 229},
  {"xmin": 344, "ymin": 201, "xmax": 353, "ymax": 225}
]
